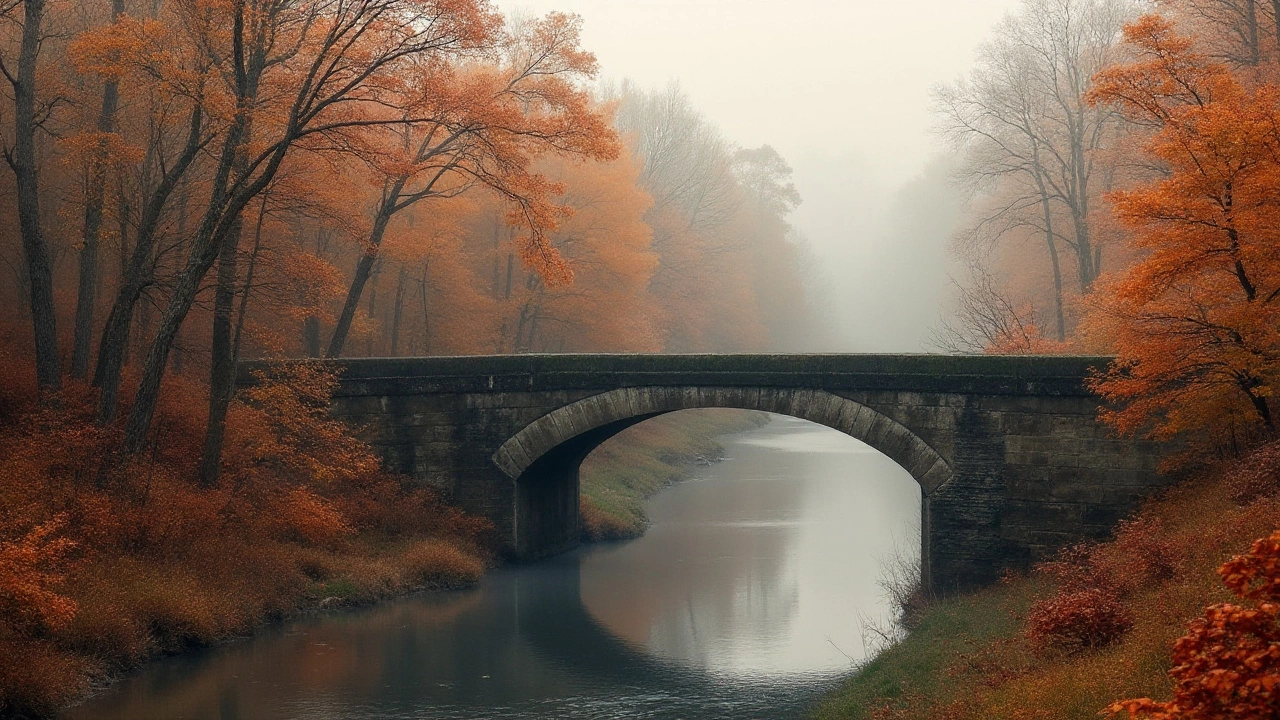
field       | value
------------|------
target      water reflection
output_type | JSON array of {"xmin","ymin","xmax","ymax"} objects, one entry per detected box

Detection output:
[
  {"xmin": 63, "ymin": 415, "xmax": 920, "ymax": 720},
  {"xmin": 580, "ymin": 415, "xmax": 921, "ymax": 676}
]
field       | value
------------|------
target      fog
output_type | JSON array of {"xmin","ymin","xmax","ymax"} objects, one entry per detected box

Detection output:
[{"xmin": 501, "ymin": 0, "xmax": 1022, "ymax": 351}]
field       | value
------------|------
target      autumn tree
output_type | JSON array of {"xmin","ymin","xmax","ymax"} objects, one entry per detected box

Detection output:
[
  {"xmin": 1163, "ymin": 0, "xmax": 1280, "ymax": 66},
  {"xmin": 112, "ymin": 0, "xmax": 498, "ymax": 468},
  {"xmin": 1086, "ymin": 14, "xmax": 1280, "ymax": 449},
  {"xmin": 67, "ymin": 0, "xmax": 127, "ymax": 380},
  {"xmin": 323, "ymin": 11, "xmax": 618, "ymax": 359},
  {"xmin": 932, "ymin": 259, "xmax": 1071, "ymax": 353},
  {"xmin": 609, "ymin": 82, "xmax": 815, "ymax": 352},
  {"xmin": 485, "ymin": 145, "xmax": 659, "ymax": 353},
  {"xmin": 936, "ymin": 0, "xmax": 1136, "ymax": 342}
]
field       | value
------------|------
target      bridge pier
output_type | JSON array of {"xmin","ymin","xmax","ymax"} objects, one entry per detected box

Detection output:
[{"xmin": 241, "ymin": 354, "xmax": 1170, "ymax": 595}]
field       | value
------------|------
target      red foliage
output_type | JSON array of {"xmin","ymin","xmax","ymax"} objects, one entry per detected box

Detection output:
[
  {"xmin": 1107, "ymin": 516, "xmax": 1183, "ymax": 589},
  {"xmin": 1223, "ymin": 440, "xmax": 1280, "ymax": 504},
  {"xmin": 1109, "ymin": 531, "xmax": 1280, "ymax": 719},
  {"xmin": 1026, "ymin": 540, "xmax": 1149, "ymax": 654},
  {"xmin": 1026, "ymin": 587, "xmax": 1134, "ymax": 654}
]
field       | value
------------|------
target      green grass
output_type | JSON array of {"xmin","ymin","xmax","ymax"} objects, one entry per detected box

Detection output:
[
  {"xmin": 812, "ymin": 579, "xmax": 1043, "ymax": 719},
  {"xmin": 579, "ymin": 409, "xmax": 771, "ymax": 541}
]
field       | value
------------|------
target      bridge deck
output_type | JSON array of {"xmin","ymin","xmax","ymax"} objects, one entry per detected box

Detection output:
[{"xmin": 239, "ymin": 354, "xmax": 1112, "ymax": 398}]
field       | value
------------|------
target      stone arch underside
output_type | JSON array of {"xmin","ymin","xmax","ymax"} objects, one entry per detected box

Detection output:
[{"xmin": 492, "ymin": 386, "xmax": 954, "ymax": 495}]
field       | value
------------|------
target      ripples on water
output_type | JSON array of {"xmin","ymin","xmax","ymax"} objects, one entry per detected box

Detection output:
[{"xmin": 63, "ymin": 415, "xmax": 920, "ymax": 720}]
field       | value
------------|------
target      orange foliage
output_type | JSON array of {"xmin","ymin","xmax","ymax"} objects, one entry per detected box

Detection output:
[
  {"xmin": 1086, "ymin": 15, "xmax": 1280, "ymax": 451},
  {"xmin": 0, "ymin": 516, "xmax": 77, "ymax": 637},
  {"xmin": 1108, "ymin": 530, "xmax": 1280, "ymax": 719},
  {"xmin": 0, "ymin": 350, "xmax": 491, "ymax": 716}
]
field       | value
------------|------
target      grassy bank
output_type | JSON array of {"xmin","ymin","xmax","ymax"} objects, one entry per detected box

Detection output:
[
  {"xmin": 813, "ymin": 445, "xmax": 1280, "ymax": 719},
  {"xmin": 579, "ymin": 409, "xmax": 771, "ymax": 541}
]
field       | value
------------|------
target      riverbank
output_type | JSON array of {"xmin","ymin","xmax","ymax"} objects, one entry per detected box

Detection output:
[
  {"xmin": 578, "ymin": 409, "xmax": 772, "ymax": 541},
  {"xmin": 0, "ymin": 361, "xmax": 496, "ymax": 719},
  {"xmin": 812, "ymin": 443, "xmax": 1280, "ymax": 719}
]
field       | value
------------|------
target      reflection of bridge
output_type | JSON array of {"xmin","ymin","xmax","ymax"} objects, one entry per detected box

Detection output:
[{"xmin": 239, "ymin": 354, "xmax": 1167, "ymax": 593}]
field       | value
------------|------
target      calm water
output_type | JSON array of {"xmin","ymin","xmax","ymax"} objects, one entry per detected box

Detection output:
[{"xmin": 64, "ymin": 415, "xmax": 921, "ymax": 720}]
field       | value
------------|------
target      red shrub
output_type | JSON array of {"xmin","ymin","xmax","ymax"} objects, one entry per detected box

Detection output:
[
  {"xmin": 1105, "ymin": 516, "xmax": 1183, "ymax": 589},
  {"xmin": 1034, "ymin": 543, "xmax": 1107, "ymax": 594},
  {"xmin": 1026, "ymin": 586, "xmax": 1134, "ymax": 653},
  {"xmin": 1223, "ymin": 440, "xmax": 1280, "ymax": 504},
  {"xmin": 1109, "ymin": 530, "xmax": 1280, "ymax": 719}
]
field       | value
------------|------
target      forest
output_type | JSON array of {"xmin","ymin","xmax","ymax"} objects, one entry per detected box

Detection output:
[
  {"xmin": 0, "ymin": 0, "xmax": 824, "ymax": 713},
  {"xmin": 3, "ymin": 0, "xmax": 1280, "ymax": 716}
]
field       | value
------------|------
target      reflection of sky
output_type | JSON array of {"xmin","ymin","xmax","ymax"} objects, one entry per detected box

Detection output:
[{"xmin": 579, "ymin": 414, "xmax": 921, "ymax": 677}]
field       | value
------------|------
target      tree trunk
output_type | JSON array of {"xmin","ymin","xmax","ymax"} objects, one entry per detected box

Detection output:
[
  {"xmin": 326, "ymin": 194, "xmax": 399, "ymax": 358},
  {"xmin": 303, "ymin": 317, "xmax": 321, "ymax": 357},
  {"xmin": 70, "ymin": 0, "xmax": 125, "ymax": 379},
  {"xmin": 94, "ymin": 105, "xmax": 203, "ymax": 422},
  {"xmin": 389, "ymin": 263, "xmax": 404, "ymax": 353},
  {"xmin": 197, "ymin": 203, "xmax": 243, "ymax": 488},
  {"xmin": 1247, "ymin": 0, "xmax": 1261, "ymax": 64},
  {"xmin": 365, "ymin": 258, "xmax": 380, "ymax": 356},
  {"xmin": 1273, "ymin": 0, "xmax": 1280, "ymax": 56},
  {"xmin": 120, "ymin": 88, "xmax": 256, "ymax": 454},
  {"xmin": 231, "ymin": 197, "xmax": 266, "ymax": 364},
  {"xmin": 419, "ymin": 261, "xmax": 430, "ymax": 354},
  {"xmin": 10, "ymin": 0, "xmax": 60, "ymax": 394},
  {"xmin": 1036, "ymin": 181, "xmax": 1066, "ymax": 342}
]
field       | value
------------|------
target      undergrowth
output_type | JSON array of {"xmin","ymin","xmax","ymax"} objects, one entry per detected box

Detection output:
[{"xmin": 0, "ymin": 347, "xmax": 492, "ymax": 719}]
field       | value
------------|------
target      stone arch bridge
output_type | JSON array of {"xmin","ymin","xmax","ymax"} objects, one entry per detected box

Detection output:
[{"xmin": 238, "ymin": 354, "xmax": 1167, "ymax": 593}]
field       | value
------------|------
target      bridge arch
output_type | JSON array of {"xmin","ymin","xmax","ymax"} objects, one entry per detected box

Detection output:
[
  {"xmin": 493, "ymin": 386, "xmax": 953, "ymax": 495},
  {"xmin": 491, "ymin": 386, "xmax": 953, "ymax": 580}
]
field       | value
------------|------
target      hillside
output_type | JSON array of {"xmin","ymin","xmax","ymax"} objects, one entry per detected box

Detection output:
[{"xmin": 815, "ymin": 445, "xmax": 1280, "ymax": 719}]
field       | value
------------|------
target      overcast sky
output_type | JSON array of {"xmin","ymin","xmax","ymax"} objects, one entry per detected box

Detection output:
[{"xmin": 498, "ymin": 0, "xmax": 1026, "ymax": 350}]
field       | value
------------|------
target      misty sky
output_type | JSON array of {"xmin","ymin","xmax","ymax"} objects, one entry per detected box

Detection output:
[{"xmin": 500, "ymin": 0, "xmax": 1025, "ymax": 351}]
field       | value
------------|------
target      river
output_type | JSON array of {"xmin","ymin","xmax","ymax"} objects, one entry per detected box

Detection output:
[{"xmin": 63, "ymin": 414, "xmax": 922, "ymax": 720}]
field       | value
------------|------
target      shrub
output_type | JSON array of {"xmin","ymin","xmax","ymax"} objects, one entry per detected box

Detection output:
[
  {"xmin": 0, "ymin": 640, "xmax": 88, "ymax": 718},
  {"xmin": 1108, "ymin": 530, "xmax": 1280, "ymax": 719},
  {"xmin": 1104, "ymin": 515, "xmax": 1183, "ymax": 590},
  {"xmin": 1033, "ymin": 542, "xmax": 1108, "ymax": 594},
  {"xmin": 397, "ymin": 539, "xmax": 485, "ymax": 588},
  {"xmin": 0, "ymin": 515, "xmax": 77, "ymax": 637},
  {"xmin": 1026, "ymin": 586, "xmax": 1134, "ymax": 654},
  {"xmin": 1223, "ymin": 440, "xmax": 1280, "ymax": 504}
]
